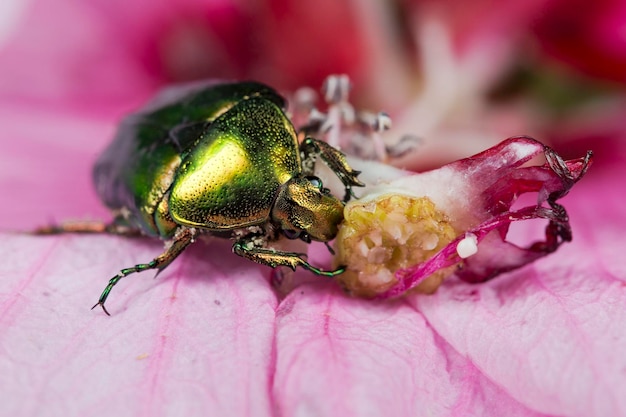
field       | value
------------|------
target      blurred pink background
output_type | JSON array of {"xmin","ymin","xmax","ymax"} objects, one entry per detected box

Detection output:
[{"xmin": 1, "ymin": 0, "xmax": 625, "ymax": 229}]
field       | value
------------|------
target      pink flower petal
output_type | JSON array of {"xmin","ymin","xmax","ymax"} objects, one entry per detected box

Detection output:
[
  {"xmin": 272, "ymin": 284, "xmax": 548, "ymax": 416},
  {"xmin": 0, "ymin": 234, "xmax": 278, "ymax": 416},
  {"xmin": 414, "ymin": 213, "xmax": 626, "ymax": 416},
  {"xmin": 414, "ymin": 266, "xmax": 626, "ymax": 417},
  {"xmin": 0, "ymin": 103, "xmax": 112, "ymax": 230},
  {"xmin": 411, "ymin": 171, "xmax": 626, "ymax": 415}
]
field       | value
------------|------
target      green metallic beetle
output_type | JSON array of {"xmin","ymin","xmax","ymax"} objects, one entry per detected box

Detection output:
[{"xmin": 43, "ymin": 81, "xmax": 363, "ymax": 314}]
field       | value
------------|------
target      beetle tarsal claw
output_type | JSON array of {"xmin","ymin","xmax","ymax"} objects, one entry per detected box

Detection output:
[
  {"xmin": 91, "ymin": 301, "xmax": 111, "ymax": 316},
  {"xmin": 92, "ymin": 227, "xmax": 196, "ymax": 315}
]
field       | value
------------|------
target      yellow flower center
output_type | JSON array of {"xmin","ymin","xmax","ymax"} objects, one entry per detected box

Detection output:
[{"xmin": 335, "ymin": 193, "xmax": 458, "ymax": 297}]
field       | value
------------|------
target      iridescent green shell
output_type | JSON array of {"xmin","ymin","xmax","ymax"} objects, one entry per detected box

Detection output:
[
  {"xmin": 169, "ymin": 96, "xmax": 300, "ymax": 229},
  {"xmin": 93, "ymin": 82, "xmax": 287, "ymax": 237}
]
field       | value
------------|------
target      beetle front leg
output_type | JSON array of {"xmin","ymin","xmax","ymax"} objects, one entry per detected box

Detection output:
[
  {"xmin": 233, "ymin": 240, "xmax": 345, "ymax": 277},
  {"xmin": 300, "ymin": 137, "xmax": 364, "ymax": 202},
  {"xmin": 92, "ymin": 227, "xmax": 197, "ymax": 315}
]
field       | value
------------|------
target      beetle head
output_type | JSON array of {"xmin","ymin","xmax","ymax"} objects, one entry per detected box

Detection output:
[{"xmin": 272, "ymin": 176, "xmax": 344, "ymax": 242}]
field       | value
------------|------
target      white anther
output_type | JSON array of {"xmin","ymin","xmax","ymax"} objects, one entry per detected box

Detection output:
[
  {"xmin": 293, "ymin": 87, "xmax": 318, "ymax": 109},
  {"xmin": 373, "ymin": 112, "xmax": 392, "ymax": 132},
  {"xmin": 322, "ymin": 74, "xmax": 351, "ymax": 104},
  {"xmin": 456, "ymin": 233, "xmax": 478, "ymax": 259}
]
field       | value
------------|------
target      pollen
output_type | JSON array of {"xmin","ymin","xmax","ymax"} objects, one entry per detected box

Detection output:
[
  {"xmin": 456, "ymin": 233, "xmax": 478, "ymax": 259},
  {"xmin": 335, "ymin": 193, "xmax": 458, "ymax": 297}
]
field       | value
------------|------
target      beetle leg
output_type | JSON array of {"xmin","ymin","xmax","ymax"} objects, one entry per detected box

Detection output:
[
  {"xmin": 33, "ymin": 220, "xmax": 142, "ymax": 237},
  {"xmin": 300, "ymin": 137, "xmax": 364, "ymax": 202},
  {"xmin": 92, "ymin": 227, "xmax": 196, "ymax": 315},
  {"xmin": 233, "ymin": 240, "xmax": 345, "ymax": 277}
]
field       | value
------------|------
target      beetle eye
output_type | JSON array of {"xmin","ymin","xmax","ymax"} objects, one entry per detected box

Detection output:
[
  {"xmin": 306, "ymin": 176, "xmax": 323, "ymax": 190},
  {"xmin": 283, "ymin": 229, "xmax": 301, "ymax": 240}
]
